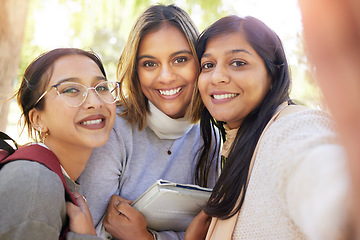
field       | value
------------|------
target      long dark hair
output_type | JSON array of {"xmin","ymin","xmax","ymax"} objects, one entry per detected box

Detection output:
[{"xmin": 195, "ymin": 15, "xmax": 293, "ymax": 219}]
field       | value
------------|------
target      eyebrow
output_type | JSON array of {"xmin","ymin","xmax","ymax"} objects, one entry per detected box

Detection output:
[
  {"xmin": 54, "ymin": 76, "xmax": 106, "ymax": 85},
  {"xmin": 137, "ymin": 50, "xmax": 192, "ymax": 61},
  {"xmin": 202, "ymin": 49, "xmax": 252, "ymax": 58},
  {"xmin": 170, "ymin": 50, "xmax": 192, "ymax": 58},
  {"xmin": 232, "ymin": 49, "xmax": 252, "ymax": 55}
]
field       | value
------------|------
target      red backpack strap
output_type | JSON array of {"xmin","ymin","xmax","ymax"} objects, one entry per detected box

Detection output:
[
  {"xmin": 1, "ymin": 144, "xmax": 78, "ymax": 239},
  {"xmin": 0, "ymin": 150, "xmax": 9, "ymax": 160},
  {"xmin": 4, "ymin": 145, "xmax": 78, "ymax": 204}
]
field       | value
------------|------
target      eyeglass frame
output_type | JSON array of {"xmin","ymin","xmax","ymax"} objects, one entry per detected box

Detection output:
[{"xmin": 33, "ymin": 81, "xmax": 120, "ymax": 108}]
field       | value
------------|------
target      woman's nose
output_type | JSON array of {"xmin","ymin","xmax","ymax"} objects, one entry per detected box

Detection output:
[
  {"xmin": 210, "ymin": 65, "xmax": 230, "ymax": 85},
  {"xmin": 83, "ymin": 89, "xmax": 103, "ymax": 109},
  {"xmin": 158, "ymin": 64, "xmax": 176, "ymax": 83}
]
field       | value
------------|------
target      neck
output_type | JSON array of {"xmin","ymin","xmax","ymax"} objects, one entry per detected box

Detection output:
[{"xmin": 44, "ymin": 139, "xmax": 93, "ymax": 181}]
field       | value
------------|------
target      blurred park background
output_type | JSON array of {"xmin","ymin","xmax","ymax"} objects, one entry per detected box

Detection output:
[{"xmin": 1, "ymin": 0, "xmax": 321, "ymax": 144}]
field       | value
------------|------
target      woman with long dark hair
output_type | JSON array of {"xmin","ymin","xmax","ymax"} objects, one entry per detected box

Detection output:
[{"xmin": 186, "ymin": 15, "xmax": 350, "ymax": 239}]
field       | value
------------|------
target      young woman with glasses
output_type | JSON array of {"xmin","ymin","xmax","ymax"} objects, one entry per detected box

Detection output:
[
  {"xmin": 78, "ymin": 4, "xmax": 219, "ymax": 240},
  {"xmin": 0, "ymin": 48, "xmax": 117, "ymax": 239}
]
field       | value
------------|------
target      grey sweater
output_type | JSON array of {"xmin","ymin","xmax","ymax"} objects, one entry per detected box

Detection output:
[
  {"xmin": 0, "ymin": 159, "xmax": 101, "ymax": 240},
  {"xmin": 78, "ymin": 108, "xmax": 217, "ymax": 240}
]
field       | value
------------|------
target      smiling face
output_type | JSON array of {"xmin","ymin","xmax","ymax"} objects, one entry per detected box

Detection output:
[
  {"xmin": 198, "ymin": 33, "xmax": 271, "ymax": 129},
  {"xmin": 137, "ymin": 23, "xmax": 197, "ymax": 119},
  {"xmin": 33, "ymin": 54, "xmax": 116, "ymax": 150}
]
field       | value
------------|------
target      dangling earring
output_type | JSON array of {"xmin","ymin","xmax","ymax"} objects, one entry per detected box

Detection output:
[
  {"xmin": 37, "ymin": 127, "xmax": 48, "ymax": 144},
  {"xmin": 41, "ymin": 132, "xmax": 49, "ymax": 144}
]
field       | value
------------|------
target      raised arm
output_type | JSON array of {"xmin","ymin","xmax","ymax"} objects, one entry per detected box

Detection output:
[{"xmin": 299, "ymin": 0, "xmax": 360, "ymax": 236}]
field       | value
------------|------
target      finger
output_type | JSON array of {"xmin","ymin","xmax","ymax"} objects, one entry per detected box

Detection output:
[
  {"xmin": 104, "ymin": 199, "xmax": 129, "ymax": 226},
  {"xmin": 66, "ymin": 201, "xmax": 80, "ymax": 218},
  {"xmin": 109, "ymin": 194, "xmax": 133, "ymax": 205},
  {"xmin": 108, "ymin": 194, "xmax": 135, "ymax": 218},
  {"xmin": 73, "ymin": 192, "xmax": 92, "ymax": 220},
  {"xmin": 113, "ymin": 201, "xmax": 134, "ymax": 220}
]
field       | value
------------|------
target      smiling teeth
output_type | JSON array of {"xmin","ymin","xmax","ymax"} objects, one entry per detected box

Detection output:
[
  {"xmin": 213, "ymin": 93, "xmax": 238, "ymax": 100},
  {"xmin": 159, "ymin": 87, "xmax": 182, "ymax": 96},
  {"xmin": 82, "ymin": 119, "xmax": 103, "ymax": 125}
]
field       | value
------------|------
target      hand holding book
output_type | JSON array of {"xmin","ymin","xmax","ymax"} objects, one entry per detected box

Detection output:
[
  {"xmin": 131, "ymin": 179, "xmax": 212, "ymax": 232},
  {"xmin": 103, "ymin": 195, "xmax": 153, "ymax": 240}
]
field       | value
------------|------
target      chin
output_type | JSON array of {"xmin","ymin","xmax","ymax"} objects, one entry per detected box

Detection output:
[
  {"xmin": 87, "ymin": 135, "xmax": 110, "ymax": 148},
  {"xmin": 167, "ymin": 108, "xmax": 187, "ymax": 119}
]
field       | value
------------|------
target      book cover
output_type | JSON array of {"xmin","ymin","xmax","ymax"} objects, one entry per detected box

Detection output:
[{"xmin": 131, "ymin": 179, "xmax": 212, "ymax": 232}]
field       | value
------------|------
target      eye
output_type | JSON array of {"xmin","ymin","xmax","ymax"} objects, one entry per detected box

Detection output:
[
  {"xmin": 60, "ymin": 86, "xmax": 81, "ymax": 95},
  {"xmin": 231, "ymin": 60, "xmax": 246, "ymax": 67},
  {"xmin": 143, "ymin": 61, "xmax": 157, "ymax": 67},
  {"xmin": 174, "ymin": 57, "xmax": 187, "ymax": 64},
  {"xmin": 96, "ymin": 85, "xmax": 109, "ymax": 92},
  {"xmin": 201, "ymin": 62, "xmax": 214, "ymax": 70}
]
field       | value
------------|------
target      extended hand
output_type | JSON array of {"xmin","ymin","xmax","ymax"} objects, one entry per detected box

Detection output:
[
  {"xmin": 299, "ymin": 0, "xmax": 360, "ymax": 237},
  {"xmin": 103, "ymin": 194, "xmax": 154, "ymax": 240}
]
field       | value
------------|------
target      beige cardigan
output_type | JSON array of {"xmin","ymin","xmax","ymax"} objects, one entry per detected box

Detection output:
[{"xmin": 206, "ymin": 105, "xmax": 349, "ymax": 239}]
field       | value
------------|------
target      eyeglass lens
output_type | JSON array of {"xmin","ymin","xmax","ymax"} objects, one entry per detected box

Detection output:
[{"xmin": 55, "ymin": 81, "xmax": 119, "ymax": 107}]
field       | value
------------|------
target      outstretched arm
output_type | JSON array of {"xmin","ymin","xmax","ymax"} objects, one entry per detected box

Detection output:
[{"xmin": 299, "ymin": 0, "xmax": 360, "ymax": 236}]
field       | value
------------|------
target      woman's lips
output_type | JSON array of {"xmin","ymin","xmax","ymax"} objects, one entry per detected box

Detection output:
[{"xmin": 78, "ymin": 114, "xmax": 106, "ymax": 130}]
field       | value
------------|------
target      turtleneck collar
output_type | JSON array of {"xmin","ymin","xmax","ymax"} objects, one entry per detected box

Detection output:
[{"xmin": 146, "ymin": 101, "xmax": 193, "ymax": 139}]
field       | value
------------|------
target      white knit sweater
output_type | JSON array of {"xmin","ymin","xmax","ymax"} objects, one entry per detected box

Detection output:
[{"xmin": 232, "ymin": 108, "xmax": 350, "ymax": 239}]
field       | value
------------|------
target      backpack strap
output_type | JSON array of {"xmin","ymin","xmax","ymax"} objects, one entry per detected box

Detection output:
[
  {"xmin": 0, "ymin": 144, "xmax": 78, "ymax": 239},
  {"xmin": 4, "ymin": 145, "xmax": 78, "ymax": 204},
  {"xmin": 0, "ymin": 151, "xmax": 9, "ymax": 160}
]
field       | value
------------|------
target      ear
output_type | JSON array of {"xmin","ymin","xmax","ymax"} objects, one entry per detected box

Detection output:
[{"xmin": 29, "ymin": 108, "xmax": 48, "ymax": 133}]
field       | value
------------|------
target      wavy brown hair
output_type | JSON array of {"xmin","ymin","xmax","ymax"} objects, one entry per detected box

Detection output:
[{"xmin": 116, "ymin": 4, "xmax": 200, "ymax": 130}]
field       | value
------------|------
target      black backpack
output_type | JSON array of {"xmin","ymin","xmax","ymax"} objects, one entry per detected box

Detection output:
[{"xmin": 0, "ymin": 132, "xmax": 78, "ymax": 239}]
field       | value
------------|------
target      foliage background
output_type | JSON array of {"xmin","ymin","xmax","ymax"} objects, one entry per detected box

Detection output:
[{"xmin": 6, "ymin": 0, "xmax": 321, "ymax": 143}]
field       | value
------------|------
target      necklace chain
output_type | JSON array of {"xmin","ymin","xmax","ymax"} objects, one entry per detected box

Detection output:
[
  {"xmin": 166, "ymin": 141, "xmax": 175, "ymax": 155},
  {"xmin": 158, "ymin": 139, "xmax": 175, "ymax": 155}
]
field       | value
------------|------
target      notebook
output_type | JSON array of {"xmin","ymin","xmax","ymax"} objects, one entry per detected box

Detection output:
[{"xmin": 131, "ymin": 179, "xmax": 212, "ymax": 231}]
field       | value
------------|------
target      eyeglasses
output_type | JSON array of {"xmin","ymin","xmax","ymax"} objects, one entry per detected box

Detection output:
[{"xmin": 34, "ymin": 81, "xmax": 120, "ymax": 107}]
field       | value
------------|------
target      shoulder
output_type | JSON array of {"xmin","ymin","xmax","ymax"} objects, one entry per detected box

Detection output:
[
  {"xmin": 112, "ymin": 105, "xmax": 139, "ymax": 136},
  {"xmin": 0, "ymin": 160, "xmax": 65, "ymax": 233},
  {"xmin": 99, "ymin": 106, "xmax": 137, "ymax": 150},
  {"xmin": 1, "ymin": 160, "xmax": 64, "ymax": 190},
  {"xmin": 257, "ymin": 106, "xmax": 340, "ymax": 176},
  {"xmin": 185, "ymin": 121, "xmax": 201, "ymax": 138},
  {"xmin": 272, "ymin": 107, "xmax": 335, "ymax": 136}
]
